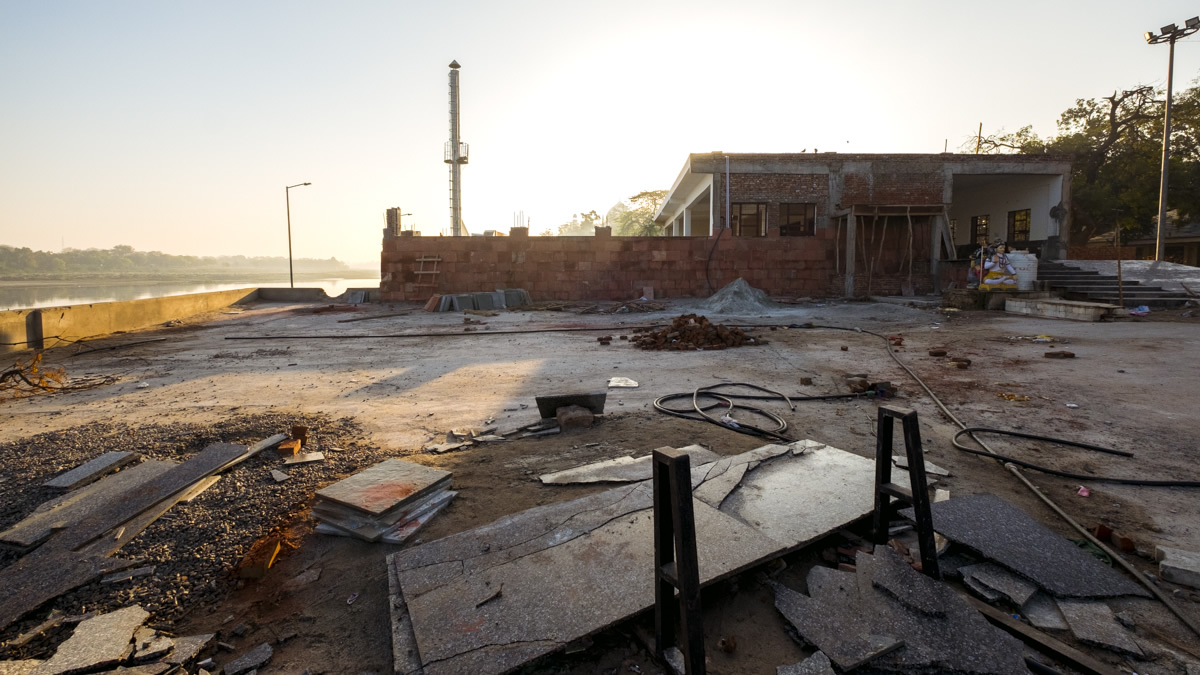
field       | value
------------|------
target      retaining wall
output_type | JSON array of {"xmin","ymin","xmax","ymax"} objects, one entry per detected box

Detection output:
[
  {"xmin": 380, "ymin": 228, "xmax": 934, "ymax": 302},
  {"xmin": 1, "ymin": 287, "xmax": 259, "ymax": 354}
]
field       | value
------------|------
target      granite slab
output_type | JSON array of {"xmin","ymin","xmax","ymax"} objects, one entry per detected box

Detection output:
[
  {"xmin": 776, "ymin": 651, "xmax": 835, "ymax": 675},
  {"xmin": 901, "ymin": 495, "xmax": 1148, "ymax": 598},
  {"xmin": 961, "ymin": 562, "xmax": 1038, "ymax": 607},
  {"xmin": 2, "ymin": 461, "xmax": 176, "ymax": 550},
  {"xmin": 43, "ymin": 452, "xmax": 137, "ymax": 490},
  {"xmin": 1057, "ymin": 599, "xmax": 1144, "ymax": 657},
  {"xmin": 316, "ymin": 459, "xmax": 450, "ymax": 516},
  {"xmin": 0, "ymin": 661, "xmax": 42, "ymax": 675},
  {"xmin": 223, "ymin": 643, "xmax": 272, "ymax": 675},
  {"xmin": 33, "ymin": 605, "xmax": 148, "ymax": 675},
  {"xmin": 772, "ymin": 572, "xmax": 903, "ymax": 670},
  {"xmin": 163, "ymin": 634, "xmax": 214, "ymax": 665},
  {"xmin": 539, "ymin": 446, "xmax": 720, "ymax": 485},
  {"xmin": 1021, "ymin": 593, "xmax": 1069, "ymax": 632}
]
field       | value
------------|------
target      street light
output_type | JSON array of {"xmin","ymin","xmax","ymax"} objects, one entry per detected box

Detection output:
[
  {"xmin": 1145, "ymin": 17, "xmax": 1199, "ymax": 261},
  {"xmin": 285, "ymin": 182, "xmax": 311, "ymax": 288}
]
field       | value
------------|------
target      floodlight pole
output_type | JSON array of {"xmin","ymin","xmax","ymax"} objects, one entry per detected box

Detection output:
[
  {"xmin": 286, "ymin": 182, "xmax": 312, "ymax": 288},
  {"xmin": 1147, "ymin": 18, "xmax": 1200, "ymax": 261}
]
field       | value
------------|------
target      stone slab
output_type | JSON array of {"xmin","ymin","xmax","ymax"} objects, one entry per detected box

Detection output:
[
  {"xmin": 0, "ymin": 662, "xmax": 43, "ymax": 675},
  {"xmin": 131, "ymin": 628, "xmax": 173, "ymax": 661},
  {"xmin": 316, "ymin": 459, "xmax": 450, "ymax": 516},
  {"xmin": 901, "ymin": 495, "xmax": 1148, "ymax": 598},
  {"xmin": 539, "ymin": 446, "xmax": 720, "ymax": 485},
  {"xmin": 1156, "ymin": 545, "xmax": 1200, "ymax": 588},
  {"xmin": 97, "ymin": 665, "xmax": 169, "ymax": 674},
  {"xmin": 281, "ymin": 451, "xmax": 325, "ymax": 465},
  {"xmin": 314, "ymin": 488, "xmax": 453, "ymax": 542},
  {"xmin": 43, "ymin": 452, "xmax": 138, "ymax": 490},
  {"xmin": 1057, "ymin": 598, "xmax": 1144, "ymax": 657},
  {"xmin": 961, "ymin": 562, "xmax": 1038, "ymax": 607},
  {"xmin": 163, "ymin": 634, "xmax": 214, "ymax": 665},
  {"xmin": 389, "ymin": 441, "xmax": 873, "ymax": 675},
  {"xmin": 33, "ymin": 605, "xmax": 148, "ymax": 675},
  {"xmin": 1021, "ymin": 592, "xmax": 1069, "ymax": 632},
  {"xmin": 222, "ymin": 643, "xmax": 272, "ymax": 675},
  {"xmin": 380, "ymin": 491, "xmax": 456, "ymax": 545},
  {"xmin": 892, "ymin": 455, "xmax": 950, "ymax": 476},
  {"xmin": 772, "ymin": 572, "xmax": 903, "ymax": 671},
  {"xmin": 776, "ymin": 651, "xmax": 835, "ymax": 675},
  {"xmin": 2, "ymin": 461, "xmax": 177, "ymax": 550},
  {"xmin": 534, "ymin": 392, "xmax": 606, "ymax": 419}
]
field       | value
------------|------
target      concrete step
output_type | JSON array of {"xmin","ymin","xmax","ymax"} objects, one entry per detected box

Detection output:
[
  {"xmin": 1091, "ymin": 296, "xmax": 1190, "ymax": 309},
  {"xmin": 1038, "ymin": 272, "xmax": 1117, "ymax": 281},
  {"xmin": 1044, "ymin": 279, "xmax": 1141, "ymax": 288}
]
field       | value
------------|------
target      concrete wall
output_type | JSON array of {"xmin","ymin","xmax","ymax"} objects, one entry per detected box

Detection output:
[
  {"xmin": 0, "ymin": 287, "xmax": 258, "ymax": 354},
  {"xmin": 379, "ymin": 228, "xmax": 934, "ymax": 302}
]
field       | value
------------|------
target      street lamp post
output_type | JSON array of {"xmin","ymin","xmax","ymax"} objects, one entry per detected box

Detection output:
[
  {"xmin": 285, "ymin": 182, "xmax": 311, "ymax": 288},
  {"xmin": 1146, "ymin": 17, "xmax": 1199, "ymax": 261}
]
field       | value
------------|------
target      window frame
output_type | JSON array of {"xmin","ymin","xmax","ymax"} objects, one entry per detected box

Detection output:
[
  {"xmin": 1007, "ymin": 209, "xmax": 1031, "ymax": 243},
  {"xmin": 730, "ymin": 202, "xmax": 768, "ymax": 237},
  {"xmin": 779, "ymin": 202, "xmax": 817, "ymax": 237},
  {"xmin": 971, "ymin": 215, "xmax": 990, "ymax": 246}
]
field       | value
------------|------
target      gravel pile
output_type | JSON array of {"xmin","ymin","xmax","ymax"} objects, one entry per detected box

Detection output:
[
  {"xmin": 699, "ymin": 277, "xmax": 777, "ymax": 314},
  {"xmin": 631, "ymin": 314, "xmax": 767, "ymax": 351},
  {"xmin": 0, "ymin": 412, "xmax": 391, "ymax": 658}
]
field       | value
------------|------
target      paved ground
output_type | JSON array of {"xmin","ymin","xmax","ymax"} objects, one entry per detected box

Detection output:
[{"xmin": 3, "ymin": 297, "xmax": 1199, "ymax": 673}]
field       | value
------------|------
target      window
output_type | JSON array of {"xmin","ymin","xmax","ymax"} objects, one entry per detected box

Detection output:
[
  {"xmin": 1007, "ymin": 209, "xmax": 1030, "ymax": 243},
  {"xmin": 731, "ymin": 203, "xmax": 766, "ymax": 237},
  {"xmin": 949, "ymin": 218, "xmax": 957, "ymax": 241},
  {"xmin": 971, "ymin": 215, "xmax": 989, "ymax": 246},
  {"xmin": 780, "ymin": 203, "xmax": 816, "ymax": 236}
]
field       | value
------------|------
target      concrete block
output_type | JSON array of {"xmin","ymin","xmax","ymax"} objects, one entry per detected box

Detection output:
[
  {"xmin": 1156, "ymin": 545, "xmax": 1200, "ymax": 588},
  {"xmin": 1005, "ymin": 298, "xmax": 1118, "ymax": 322}
]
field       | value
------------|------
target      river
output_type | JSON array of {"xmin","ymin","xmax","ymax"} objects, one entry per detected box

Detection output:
[{"xmin": 0, "ymin": 277, "xmax": 381, "ymax": 311}]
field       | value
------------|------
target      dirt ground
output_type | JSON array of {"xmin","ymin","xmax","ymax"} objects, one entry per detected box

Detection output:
[{"xmin": 2, "ymin": 298, "xmax": 1199, "ymax": 674}]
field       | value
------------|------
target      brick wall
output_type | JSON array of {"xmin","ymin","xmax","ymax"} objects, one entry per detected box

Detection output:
[
  {"xmin": 380, "ymin": 228, "xmax": 933, "ymax": 302},
  {"xmin": 728, "ymin": 174, "xmax": 829, "ymax": 235}
]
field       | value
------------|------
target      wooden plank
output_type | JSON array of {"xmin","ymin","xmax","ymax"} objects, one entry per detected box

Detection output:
[
  {"xmin": 1, "ymin": 461, "xmax": 177, "ymax": 551},
  {"xmin": 963, "ymin": 594, "xmax": 1120, "ymax": 675},
  {"xmin": 42, "ymin": 451, "xmax": 138, "ymax": 490}
]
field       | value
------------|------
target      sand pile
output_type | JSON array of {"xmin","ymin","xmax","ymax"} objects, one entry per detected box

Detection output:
[{"xmin": 700, "ymin": 278, "xmax": 777, "ymax": 314}]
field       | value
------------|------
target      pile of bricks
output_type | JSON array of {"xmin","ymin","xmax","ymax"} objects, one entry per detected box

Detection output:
[{"xmin": 631, "ymin": 314, "xmax": 766, "ymax": 351}]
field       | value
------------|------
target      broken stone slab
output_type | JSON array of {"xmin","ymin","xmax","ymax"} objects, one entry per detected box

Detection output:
[
  {"xmin": 389, "ymin": 442, "xmax": 877, "ymax": 675},
  {"xmin": 163, "ymin": 634, "xmax": 214, "ymax": 665},
  {"xmin": 379, "ymin": 491, "xmax": 457, "ymax": 545},
  {"xmin": 534, "ymin": 392, "xmax": 606, "ymax": 419},
  {"xmin": 316, "ymin": 459, "xmax": 450, "ymax": 517},
  {"xmin": 539, "ymin": 446, "xmax": 720, "ymax": 485},
  {"xmin": 0, "ymin": 661, "xmax": 43, "ymax": 675},
  {"xmin": 1021, "ymin": 592, "xmax": 1069, "ymax": 631},
  {"xmin": 960, "ymin": 562, "xmax": 1038, "ymax": 608},
  {"xmin": 178, "ymin": 475, "xmax": 221, "ymax": 504},
  {"xmin": 901, "ymin": 495, "xmax": 1148, "ymax": 598},
  {"xmin": 425, "ymin": 442, "xmax": 470, "ymax": 454},
  {"xmin": 222, "ymin": 643, "xmax": 272, "ymax": 675},
  {"xmin": 314, "ymin": 487, "xmax": 455, "ymax": 542},
  {"xmin": 43, "ymin": 452, "xmax": 138, "ymax": 490},
  {"xmin": 776, "ymin": 651, "xmax": 835, "ymax": 675},
  {"xmin": 964, "ymin": 575, "xmax": 1005, "ymax": 603},
  {"xmin": 772, "ymin": 573, "xmax": 903, "ymax": 671},
  {"xmin": 607, "ymin": 377, "xmax": 638, "ymax": 388},
  {"xmin": 1057, "ymin": 598, "xmax": 1144, "ymax": 657},
  {"xmin": 270, "ymin": 470, "xmax": 290, "ymax": 483},
  {"xmin": 33, "ymin": 605, "xmax": 149, "ymax": 675},
  {"xmin": 100, "ymin": 566, "xmax": 155, "ymax": 584},
  {"xmin": 97, "ymin": 665, "xmax": 170, "ymax": 674},
  {"xmin": 281, "ymin": 451, "xmax": 324, "ymax": 465},
  {"xmin": 1156, "ymin": 545, "xmax": 1200, "ymax": 588},
  {"xmin": 131, "ymin": 627, "xmax": 173, "ymax": 661},
  {"xmin": 892, "ymin": 455, "xmax": 950, "ymax": 476}
]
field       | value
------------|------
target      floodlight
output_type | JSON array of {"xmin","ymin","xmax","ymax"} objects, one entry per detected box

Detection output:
[
  {"xmin": 1187, "ymin": 16, "xmax": 1199, "ymax": 28},
  {"xmin": 1162, "ymin": 24, "xmax": 1178, "ymax": 33},
  {"xmin": 1145, "ymin": 31, "xmax": 1155, "ymax": 42}
]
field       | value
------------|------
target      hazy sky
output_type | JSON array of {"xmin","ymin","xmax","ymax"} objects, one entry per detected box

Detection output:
[{"xmin": 2, "ymin": 1, "xmax": 1198, "ymax": 266}]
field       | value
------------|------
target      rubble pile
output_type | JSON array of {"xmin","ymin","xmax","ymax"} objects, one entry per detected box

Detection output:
[
  {"xmin": 631, "ymin": 314, "xmax": 766, "ymax": 351},
  {"xmin": 700, "ymin": 277, "xmax": 777, "ymax": 314}
]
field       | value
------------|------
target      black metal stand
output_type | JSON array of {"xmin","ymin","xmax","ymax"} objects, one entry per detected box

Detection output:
[
  {"xmin": 872, "ymin": 405, "xmax": 941, "ymax": 579},
  {"xmin": 653, "ymin": 448, "xmax": 705, "ymax": 675}
]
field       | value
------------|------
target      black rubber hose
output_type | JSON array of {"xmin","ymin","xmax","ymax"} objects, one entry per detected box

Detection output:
[
  {"xmin": 952, "ymin": 428, "xmax": 1200, "ymax": 487},
  {"xmin": 655, "ymin": 382, "xmax": 795, "ymax": 442},
  {"xmin": 704, "ymin": 227, "xmax": 727, "ymax": 294}
]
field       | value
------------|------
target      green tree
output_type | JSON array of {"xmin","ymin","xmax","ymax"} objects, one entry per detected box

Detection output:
[
  {"xmin": 612, "ymin": 190, "xmax": 667, "ymax": 236},
  {"xmin": 973, "ymin": 83, "xmax": 1200, "ymax": 243},
  {"xmin": 555, "ymin": 210, "xmax": 602, "ymax": 236}
]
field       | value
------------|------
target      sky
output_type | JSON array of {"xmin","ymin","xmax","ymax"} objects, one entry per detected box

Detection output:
[{"xmin": 2, "ymin": 1, "xmax": 1199, "ymax": 267}]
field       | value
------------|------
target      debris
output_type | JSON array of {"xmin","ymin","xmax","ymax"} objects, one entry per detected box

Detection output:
[
  {"xmin": 891, "ymin": 455, "xmax": 950, "ymax": 476},
  {"xmin": 42, "ymin": 451, "xmax": 138, "ymax": 490},
  {"xmin": 101, "ymin": 566, "xmax": 156, "ymax": 584},
  {"xmin": 135, "ymin": 382, "xmax": 150, "ymax": 389},
  {"xmin": 841, "ymin": 346, "xmax": 848, "ymax": 351},
  {"xmin": 539, "ymin": 446, "xmax": 721, "ymax": 485},
  {"xmin": 1057, "ymin": 598, "xmax": 1144, "ymax": 657},
  {"xmin": 700, "ymin": 278, "xmax": 777, "ymax": 314},
  {"xmin": 281, "ymin": 451, "xmax": 324, "ymax": 465},
  {"xmin": 276, "ymin": 439, "xmax": 302, "ymax": 456},
  {"xmin": 425, "ymin": 442, "xmax": 469, "ymax": 454},
  {"xmin": 534, "ymin": 392, "xmax": 606, "ymax": 418},
  {"xmin": 900, "ymin": 495, "xmax": 1148, "ymax": 598},
  {"xmin": 312, "ymin": 459, "xmax": 453, "ymax": 543},
  {"xmin": 555, "ymin": 405, "xmax": 594, "ymax": 429},
  {"xmin": 290, "ymin": 425, "xmax": 308, "ymax": 446},
  {"xmin": 132, "ymin": 627, "xmax": 175, "ymax": 661},
  {"xmin": 777, "ymin": 651, "xmax": 835, "ymax": 675},
  {"xmin": 165, "ymin": 633, "xmax": 215, "ymax": 665},
  {"xmin": 237, "ymin": 536, "xmax": 282, "ymax": 579},
  {"xmin": 223, "ymin": 643, "xmax": 273, "ymax": 675},
  {"xmin": 521, "ymin": 427, "xmax": 561, "ymax": 438},
  {"xmin": 1043, "ymin": 351, "xmax": 1076, "ymax": 359},
  {"xmin": 1021, "ymin": 592, "xmax": 1069, "ymax": 631},
  {"xmin": 845, "ymin": 376, "xmax": 871, "ymax": 393},
  {"xmin": 1065, "ymin": 402, "xmax": 1079, "ymax": 409},
  {"xmin": 959, "ymin": 562, "xmax": 1038, "ymax": 607},
  {"xmin": 928, "ymin": 349, "xmax": 947, "ymax": 357},
  {"xmin": 34, "ymin": 605, "xmax": 149, "ymax": 675},
  {"xmin": 607, "ymin": 377, "xmax": 638, "ymax": 388},
  {"xmin": 1129, "ymin": 305, "xmax": 1150, "ymax": 316},
  {"xmin": 997, "ymin": 392, "xmax": 1030, "ymax": 402},
  {"xmin": 378, "ymin": 490, "xmax": 457, "ymax": 545},
  {"xmin": 800, "ymin": 377, "xmax": 813, "ymax": 386},
  {"xmin": 633, "ymin": 314, "xmax": 766, "ymax": 351},
  {"xmin": 346, "ymin": 593, "xmax": 359, "ymax": 605},
  {"xmin": 270, "ymin": 470, "xmax": 291, "ymax": 483},
  {"xmin": 1156, "ymin": 545, "xmax": 1200, "ymax": 588},
  {"xmin": 1076, "ymin": 486, "xmax": 1090, "ymax": 497}
]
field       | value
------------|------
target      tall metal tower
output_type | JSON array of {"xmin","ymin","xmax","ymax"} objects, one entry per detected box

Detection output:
[{"xmin": 445, "ymin": 60, "xmax": 469, "ymax": 236}]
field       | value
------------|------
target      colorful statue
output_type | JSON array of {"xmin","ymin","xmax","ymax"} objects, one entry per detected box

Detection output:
[{"xmin": 980, "ymin": 239, "xmax": 1018, "ymax": 291}]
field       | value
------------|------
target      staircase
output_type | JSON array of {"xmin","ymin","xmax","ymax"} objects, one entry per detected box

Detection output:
[{"xmin": 1038, "ymin": 261, "xmax": 1192, "ymax": 308}]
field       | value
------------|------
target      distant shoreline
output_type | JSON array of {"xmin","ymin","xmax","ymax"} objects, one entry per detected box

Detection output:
[{"xmin": 0, "ymin": 269, "xmax": 379, "ymax": 287}]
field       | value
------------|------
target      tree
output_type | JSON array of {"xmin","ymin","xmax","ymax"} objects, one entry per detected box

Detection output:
[
  {"xmin": 612, "ymin": 189, "xmax": 667, "ymax": 236},
  {"xmin": 555, "ymin": 210, "xmax": 603, "ymax": 236},
  {"xmin": 971, "ymin": 83, "xmax": 1200, "ymax": 243}
]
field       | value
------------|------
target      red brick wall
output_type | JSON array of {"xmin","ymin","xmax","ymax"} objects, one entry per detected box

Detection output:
[{"xmin": 380, "ymin": 228, "xmax": 933, "ymax": 302}]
